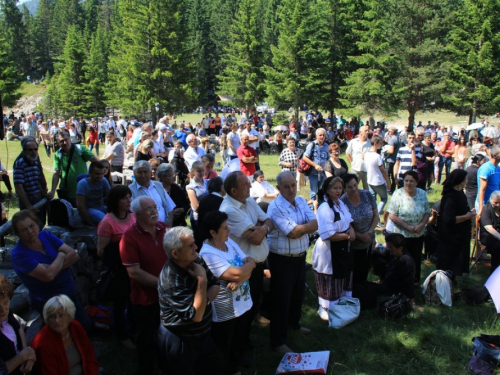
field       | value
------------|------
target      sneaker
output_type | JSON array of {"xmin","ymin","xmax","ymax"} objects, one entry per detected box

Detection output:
[
  {"xmin": 376, "ymin": 222, "xmax": 384, "ymax": 228},
  {"xmin": 317, "ymin": 307, "xmax": 329, "ymax": 321}
]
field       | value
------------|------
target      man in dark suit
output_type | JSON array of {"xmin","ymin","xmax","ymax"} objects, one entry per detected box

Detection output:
[{"xmin": 196, "ymin": 177, "xmax": 225, "ymax": 248}]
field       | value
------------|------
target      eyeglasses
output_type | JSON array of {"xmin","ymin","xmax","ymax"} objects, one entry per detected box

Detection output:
[{"xmin": 141, "ymin": 206, "xmax": 158, "ymax": 213}]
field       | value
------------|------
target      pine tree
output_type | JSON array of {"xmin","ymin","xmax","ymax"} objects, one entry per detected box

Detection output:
[
  {"xmin": 21, "ymin": 4, "xmax": 35, "ymax": 75},
  {"xmin": 444, "ymin": 0, "xmax": 500, "ymax": 123},
  {"xmin": 50, "ymin": 0, "xmax": 84, "ymax": 58},
  {"xmin": 264, "ymin": 0, "xmax": 315, "ymax": 120},
  {"xmin": 304, "ymin": 0, "xmax": 362, "ymax": 117},
  {"xmin": 185, "ymin": 0, "xmax": 215, "ymax": 102},
  {"xmin": 56, "ymin": 26, "xmax": 87, "ymax": 116},
  {"xmin": 83, "ymin": 25, "xmax": 107, "ymax": 116},
  {"xmin": 208, "ymin": 0, "xmax": 238, "ymax": 86},
  {"xmin": 0, "ymin": 0, "xmax": 29, "ymax": 75},
  {"xmin": 107, "ymin": 0, "xmax": 195, "ymax": 121},
  {"xmin": 0, "ymin": 30, "xmax": 22, "ymax": 123},
  {"xmin": 217, "ymin": 0, "xmax": 266, "ymax": 108},
  {"xmin": 83, "ymin": 0, "xmax": 100, "ymax": 36},
  {"xmin": 341, "ymin": 0, "xmax": 451, "ymax": 129},
  {"xmin": 30, "ymin": 0, "xmax": 54, "ymax": 75}
]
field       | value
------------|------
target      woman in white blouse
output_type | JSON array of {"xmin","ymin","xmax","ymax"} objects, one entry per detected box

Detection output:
[
  {"xmin": 312, "ymin": 176, "xmax": 356, "ymax": 321},
  {"xmin": 250, "ymin": 171, "xmax": 279, "ymax": 204},
  {"xmin": 200, "ymin": 211, "xmax": 256, "ymax": 375}
]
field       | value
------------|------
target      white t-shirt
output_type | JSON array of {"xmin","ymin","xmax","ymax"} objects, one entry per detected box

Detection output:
[
  {"xmin": 200, "ymin": 238, "xmax": 253, "ymax": 322},
  {"xmin": 364, "ymin": 150, "xmax": 385, "ymax": 186},
  {"xmin": 227, "ymin": 132, "xmax": 240, "ymax": 156},
  {"xmin": 242, "ymin": 128, "xmax": 260, "ymax": 150}
]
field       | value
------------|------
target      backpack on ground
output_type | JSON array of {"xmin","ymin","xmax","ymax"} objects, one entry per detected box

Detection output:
[
  {"xmin": 48, "ymin": 198, "xmax": 76, "ymax": 230},
  {"xmin": 423, "ymin": 270, "xmax": 453, "ymax": 306},
  {"xmin": 469, "ymin": 334, "xmax": 500, "ymax": 374}
]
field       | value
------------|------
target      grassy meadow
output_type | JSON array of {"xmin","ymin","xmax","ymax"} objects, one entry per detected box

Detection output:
[{"xmin": 0, "ymin": 112, "xmax": 497, "ymax": 374}]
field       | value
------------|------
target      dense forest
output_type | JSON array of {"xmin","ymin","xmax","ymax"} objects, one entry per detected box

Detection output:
[{"xmin": 1, "ymin": 0, "xmax": 500, "ymax": 125}]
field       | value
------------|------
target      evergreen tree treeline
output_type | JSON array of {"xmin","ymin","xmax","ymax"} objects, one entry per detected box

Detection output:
[{"xmin": 2, "ymin": 0, "xmax": 500, "ymax": 125}]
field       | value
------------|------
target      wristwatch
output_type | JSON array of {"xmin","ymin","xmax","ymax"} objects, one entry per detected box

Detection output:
[{"xmin": 265, "ymin": 224, "xmax": 271, "ymax": 233}]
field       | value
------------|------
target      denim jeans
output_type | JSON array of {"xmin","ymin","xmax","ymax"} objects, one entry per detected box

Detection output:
[
  {"xmin": 437, "ymin": 156, "xmax": 452, "ymax": 183},
  {"xmin": 87, "ymin": 206, "xmax": 106, "ymax": 225},
  {"xmin": 308, "ymin": 172, "xmax": 326, "ymax": 201},
  {"xmin": 369, "ymin": 183, "xmax": 388, "ymax": 215}
]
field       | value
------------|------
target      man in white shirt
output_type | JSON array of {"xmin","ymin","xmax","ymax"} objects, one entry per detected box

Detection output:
[
  {"xmin": 227, "ymin": 123, "xmax": 240, "ymax": 161},
  {"xmin": 220, "ymin": 171, "xmax": 274, "ymax": 348},
  {"xmin": 346, "ymin": 125, "xmax": 371, "ymax": 189},
  {"xmin": 98, "ymin": 118, "xmax": 107, "ymax": 143},
  {"xmin": 183, "ymin": 134, "xmax": 206, "ymax": 169},
  {"xmin": 267, "ymin": 171, "xmax": 317, "ymax": 354},
  {"xmin": 128, "ymin": 161, "xmax": 175, "ymax": 225}
]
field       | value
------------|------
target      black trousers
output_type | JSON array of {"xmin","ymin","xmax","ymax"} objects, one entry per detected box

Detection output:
[
  {"xmin": 268, "ymin": 252, "xmax": 305, "ymax": 348},
  {"xmin": 405, "ymin": 236, "xmax": 424, "ymax": 283},
  {"xmin": 211, "ymin": 312, "xmax": 249, "ymax": 374},
  {"xmin": 1, "ymin": 174, "xmax": 12, "ymax": 192},
  {"xmin": 352, "ymin": 246, "xmax": 371, "ymax": 285},
  {"xmin": 386, "ymin": 162, "xmax": 396, "ymax": 192},
  {"xmin": 134, "ymin": 304, "xmax": 160, "ymax": 375},
  {"xmin": 157, "ymin": 324, "xmax": 223, "ymax": 375},
  {"xmin": 243, "ymin": 262, "xmax": 265, "ymax": 345}
]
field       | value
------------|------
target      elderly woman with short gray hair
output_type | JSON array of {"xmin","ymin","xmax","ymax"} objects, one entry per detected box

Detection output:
[
  {"xmin": 157, "ymin": 163, "xmax": 189, "ymax": 227},
  {"xmin": 32, "ymin": 295, "xmax": 98, "ymax": 375},
  {"xmin": 480, "ymin": 190, "xmax": 500, "ymax": 274}
]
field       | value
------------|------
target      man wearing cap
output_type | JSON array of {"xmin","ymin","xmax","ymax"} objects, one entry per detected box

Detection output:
[{"xmin": 14, "ymin": 137, "xmax": 51, "ymax": 227}]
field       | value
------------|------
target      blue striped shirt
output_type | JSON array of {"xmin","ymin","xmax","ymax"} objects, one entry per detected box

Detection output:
[
  {"xmin": 13, "ymin": 156, "xmax": 44, "ymax": 197},
  {"xmin": 396, "ymin": 146, "xmax": 422, "ymax": 179}
]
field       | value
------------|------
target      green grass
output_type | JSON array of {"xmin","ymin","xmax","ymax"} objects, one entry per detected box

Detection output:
[
  {"xmin": 18, "ymin": 81, "xmax": 47, "ymax": 99},
  {"xmin": 1, "ymin": 134, "xmax": 496, "ymax": 374}
]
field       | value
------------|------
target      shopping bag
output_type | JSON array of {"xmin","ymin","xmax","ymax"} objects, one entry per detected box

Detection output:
[{"xmin": 276, "ymin": 351, "xmax": 330, "ymax": 374}]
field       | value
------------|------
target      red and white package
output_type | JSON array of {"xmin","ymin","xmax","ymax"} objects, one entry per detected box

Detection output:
[{"xmin": 276, "ymin": 351, "xmax": 330, "ymax": 374}]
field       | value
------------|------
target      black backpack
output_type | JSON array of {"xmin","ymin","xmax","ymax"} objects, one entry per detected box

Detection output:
[{"xmin": 48, "ymin": 199, "xmax": 76, "ymax": 230}]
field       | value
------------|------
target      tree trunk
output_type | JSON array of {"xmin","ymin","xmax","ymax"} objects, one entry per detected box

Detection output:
[{"xmin": 408, "ymin": 110, "xmax": 415, "ymax": 132}]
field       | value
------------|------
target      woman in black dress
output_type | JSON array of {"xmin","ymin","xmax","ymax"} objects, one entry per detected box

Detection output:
[{"xmin": 437, "ymin": 169, "xmax": 476, "ymax": 276}]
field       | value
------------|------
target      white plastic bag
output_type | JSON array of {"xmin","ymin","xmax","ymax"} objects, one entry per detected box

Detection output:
[
  {"xmin": 276, "ymin": 351, "xmax": 330, "ymax": 374},
  {"xmin": 328, "ymin": 296, "xmax": 360, "ymax": 329}
]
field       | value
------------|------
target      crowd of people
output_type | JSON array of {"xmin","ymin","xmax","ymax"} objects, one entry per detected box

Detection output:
[{"xmin": 1, "ymin": 108, "xmax": 499, "ymax": 374}]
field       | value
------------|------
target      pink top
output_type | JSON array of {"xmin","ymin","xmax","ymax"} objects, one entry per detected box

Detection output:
[{"xmin": 97, "ymin": 212, "xmax": 136, "ymax": 242}]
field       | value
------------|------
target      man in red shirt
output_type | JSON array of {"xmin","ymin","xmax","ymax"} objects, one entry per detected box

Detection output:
[
  {"xmin": 436, "ymin": 132, "xmax": 456, "ymax": 183},
  {"xmin": 120, "ymin": 196, "xmax": 169, "ymax": 375},
  {"xmin": 237, "ymin": 134, "xmax": 258, "ymax": 179}
]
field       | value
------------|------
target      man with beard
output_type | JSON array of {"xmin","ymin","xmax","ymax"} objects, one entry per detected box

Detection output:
[{"xmin": 14, "ymin": 137, "xmax": 51, "ymax": 227}]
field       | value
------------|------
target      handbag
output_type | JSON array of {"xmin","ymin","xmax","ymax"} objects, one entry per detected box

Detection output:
[
  {"xmin": 472, "ymin": 334, "xmax": 500, "ymax": 365},
  {"xmin": 328, "ymin": 296, "xmax": 360, "ymax": 329},
  {"xmin": 379, "ymin": 293, "xmax": 411, "ymax": 318},
  {"xmin": 297, "ymin": 142, "xmax": 316, "ymax": 176}
]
